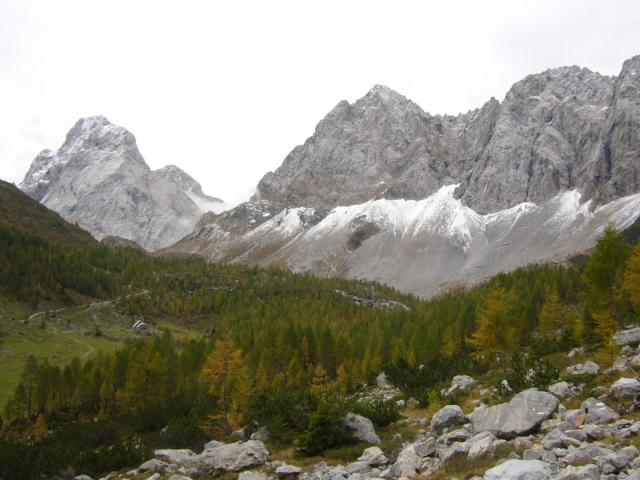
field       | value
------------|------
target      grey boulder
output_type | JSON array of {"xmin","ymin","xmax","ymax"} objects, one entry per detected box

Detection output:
[
  {"xmin": 430, "ymin": 405, "xmax": 467, "ymax": 431},
  {"xmin": 609, "ymin": 377, "xmax": 640, "ymax": 399},
  {"xmin": 483, "ymin": 459, "xmax": 553, "ymax": 480},
  {"xmin": 470, "ymin": 388, "xmax": 559, "ymax": 439},
  {"xmin": 344, "ymin": 413, "xmax": 381, "ymax": 445}
]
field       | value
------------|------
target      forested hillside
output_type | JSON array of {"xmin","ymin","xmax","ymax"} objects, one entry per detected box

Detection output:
[{"xmin": 1, "ymin": 182, "xmax": 639, "ymax": 479}]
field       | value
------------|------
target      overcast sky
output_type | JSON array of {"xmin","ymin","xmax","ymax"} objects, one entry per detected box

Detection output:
[{"xmin": 1, "ymin": 0, "xmax": 640, "ymax": 204}]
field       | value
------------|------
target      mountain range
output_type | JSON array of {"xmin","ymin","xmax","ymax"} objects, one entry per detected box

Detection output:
[{"xmin": 19, "ymin": 55, "xmax": 640, "ymax": 296}]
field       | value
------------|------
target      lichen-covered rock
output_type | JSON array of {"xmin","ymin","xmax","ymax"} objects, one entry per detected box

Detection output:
[{"xmin": 184, "ymin": 440, "xmax": 269, "ymax": 476}]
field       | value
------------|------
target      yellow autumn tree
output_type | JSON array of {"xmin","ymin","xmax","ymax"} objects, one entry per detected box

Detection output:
[
  {"xmin": 467, "ymin": 286, "xmax": 516, "ymax": 364},
  {"xmin": 200, "ymin": 337, "xmax": 250, "ymax": 435},
  {"xmin": 33, "ymin": 414, "xmax": 47, "ymax": 441},
  {"xmin": 535, "ymin": 287, "xmax": 565, "ymax": 341}
]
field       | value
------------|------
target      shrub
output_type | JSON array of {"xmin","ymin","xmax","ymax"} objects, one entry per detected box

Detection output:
[
  {"xmin": 296, "ymin": 402, "xmax": 356, "ymax": 457},
  {"xmin": 348, "ymin": 399, "xmax": 401, "ymax": 427}
]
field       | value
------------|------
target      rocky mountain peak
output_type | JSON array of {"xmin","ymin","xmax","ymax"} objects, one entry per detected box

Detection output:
[{"xmin": 20, "ymin": 116, "xmax": 224, "ymax": 250}]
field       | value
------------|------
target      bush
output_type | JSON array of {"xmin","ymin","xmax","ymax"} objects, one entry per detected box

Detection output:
[
  {"xmin": 348, "ymin": 399, "xmax": 401, "ymax": 427},
  {"xmin": 296, "ymin": 402, "xmax": 356, "ymax": 457},
  {"xmin": 496, "ymin": 352, "xmax": 559, "ymax": 396}
]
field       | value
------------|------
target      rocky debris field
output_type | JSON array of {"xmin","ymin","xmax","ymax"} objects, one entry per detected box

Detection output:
[{"xmin": 78, "ymin": 328, "xmax": 640, "ymax": 480}]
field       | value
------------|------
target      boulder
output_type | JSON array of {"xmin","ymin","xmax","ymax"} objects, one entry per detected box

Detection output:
[
  {"xmin": 344, "ymin": 413, "xmax": 381, "ymax": 445},
  {"xmin": 137, "ymin": 459, "xmax": 169, "ymax": 474},
  {"xmin": 562, "ymin": 444, "xmax": 615, "ymax": 466},
  {"xmin": 73, "ymin": 476, "xmax": 93, "ymax": 480},
  {"xmin": 357, "ymin": 446, "xmax": 388, "ymax": 466},
  {"xmin": 250, "ymin": 426, "xmax": 270, "ymax": 442},
  {"xmin": 555, "ymin": 464, "xmax": 600, "ymax": 480},
  {"xmin": 581, "ymin": 398, "xmax": 619, "ymax": 424},
  {"xmin": 566, "ymin": 361, "xmax": 601, "ymax": 375},
  {"xmin": 441, "ymin": 375, "xmax": 477, "ymax": 397},
  {"xmin": 467, "ymin": 431, "xmax": 504, "ymax": 460},
  {"xmin": 470, "ymin": 388, "xmax": 559, "ymax": 439},
  {"xmin": 548, "ymin": 381, "xmax": 579, "ymax": 399},
  {"xmin": 276, "ymin": 464, "xmax": 303, "ymax": 477},
  {"xmin": 413, "ymin": 437, "xmax": 436, "ymax": 458},
  {"xmin": 204, "ymin": 440, "xmax": 224, "ymax": 450},
  {"xmin": 238, "ymin": 473, "xmax": 267, "ymax": 480},
  {"xmin": 614, "ymin": 326, "xmax": 640, "ymax": 345},
  {"xmin": 376, "ymin": 372, "xmax": 391, "ymax": 388},
  {"xmin": 154, "ymin": 449, "xmax": 196, "ymax": 464},
  {"xmin": 610, "ymin": 377, "xmax": 640, "ymax": 399},
  {"xmin": 430, "ymin": 405, "xmax": 467, "ymax": 431},
  {"xmin": 389, "ymin": 444, "xmax": 422, "ymax": 478},
  {"xmin": 185, "ymin": 440, "xmax": 269, "ymax": 475},
  {"xmin": 483, "ymin": 459, "xmax": 552, "ymax": 480}
]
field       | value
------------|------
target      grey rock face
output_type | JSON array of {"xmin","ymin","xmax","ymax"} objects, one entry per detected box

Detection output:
[
  {"xmin": 20, "ymin": 116, "xmax": 224, "ymax": 251},
  {"xmin": 257, "ymin": 58, "xmax": 640, "ymax": 214},
  {"xmin": 165, "ymin": 56, "xmax": 640, "ymax": 298},
  {"xmin": 470, "ymin": 389, "xmax": 559, "ymax": 439},
  {"xmin": 609, "ymin": 378, "xmax": 640, "ymax": 399}
]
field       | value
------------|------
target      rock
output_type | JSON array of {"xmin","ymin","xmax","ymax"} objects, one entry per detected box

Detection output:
[
  {"xmin": 406, "ymin": 398, "xmax": 420, "ymax": 409},
  {"xmin": 344, "ymin": 413, "xmax": 381, "ymax": 445},
  {"xmin": 276, "ymin": 464, "xmax": 303, "ymax": 477},
  {"xmin": 430, "ymin": 405, "xmax": 467, "ymax": 431},
  {"xmin": 389, "ymin": 445, "xmax": 421, "ymax": 478},
  {"xmin": 154, "ymin": 449, "xmax": 196, "ymax": 464},
  {"xmin": 610, "ymin": 377, "xmax": 640, "ymax": 399},
  {"xmin": 582, "ymin": 424, "xmax": 607, "ymax": 439},
  {"xmin": 229, "ymin": 429, "xmax": 245, "ymax": 441},
  {"xmin": 614, "ymin": 327, "xmax": 640, "ymax": 345},
  {"xmin": 358, "ymin": 447, "xmax": 388, "ymax": 466},
  {"xmin": 238, "ymin": 473, "xmax": 267, "ymax": 480},
  {"xmin": 376, "ymin": 372, "xmax": 391, "ymax": 388},
  {"xmin": 204, "ymin": 440, "xmax": 225, "ymax": 450},
  {"xmin": 413, "ymin": 438, "xmax": 436, "ymax": 458},
  {"xmin": 568, "ymin": 347, "xmax": 585, "ymax": 358},
  {"xmin": 73, "ymin": 476, "xmax": 93, "ymax": 480},
  {"xmin": 566, "ymin": 361, "xmax": 601, "ymax": 376},
  {"xmin": 185, "ymin": 440, "xmax": 269, "ymax": 475},
  {"xmin": 443, "ymin": 427, "xmax": 472, "ymax": 444},
  {"xmin": 563, "ymin": 444, "xmax": 615, "ymax": 465},
  {"xmin": 145, "ymin": 474, "xmax": 161, "ymax": 480},
  {"xmin": 251, "ymin": 426, "xmax": 270, "ymax": 442},
  {"xmin": 483, "ymin": 459, "xmax": 552, "ymax": 480},
  {"xmin": 441, "ymin": 375, "xmax": 478, "ymax": 397},
  {"xmin": 470, "ymin": 388, "xmax": 559, "ymax": 439},
  {"xmin": 137, "ymin": 458, "xmax": 169, "ymax": 474},
  {"xmin": 467, "ymin": 431, "xmax": 503, "ymax": 459},
  {"xmin": 555, "ymin": 464, "xmax": 600, "ymax": 480},
  {"xmin": 548, "ymin": 381, "xmax": 579, "ymax": 399},
  {"xmin": 581, "ymin": 398, "xmax": 619, "ymax": 424}
]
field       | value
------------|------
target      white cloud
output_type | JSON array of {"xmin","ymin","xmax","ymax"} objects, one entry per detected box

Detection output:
[{"xmin": 1, "ymin": 0, "xmax": 639, "ymax": 203}]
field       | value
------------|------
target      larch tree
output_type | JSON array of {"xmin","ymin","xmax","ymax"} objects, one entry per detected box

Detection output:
[{"xmin": 200, "ymin": 337, "xmax": 250, "ymax": 434}]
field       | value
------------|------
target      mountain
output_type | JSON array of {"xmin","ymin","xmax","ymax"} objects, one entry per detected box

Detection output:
[
  {"xmin": 0, "ymin": 179, "xmax": 95, "ymax": 246},
  {"xmin": 20, "ymin": 116, "xmax": 225, "ymax": 251},
  {"xmin": 166, "ymin": 55, "xmax": 640, "ymax": 296}
]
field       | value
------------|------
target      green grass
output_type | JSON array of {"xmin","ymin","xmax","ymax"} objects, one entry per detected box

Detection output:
[{"xmin": 0, "ymin": 297, "xmax": 204, "ymax": 410}]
